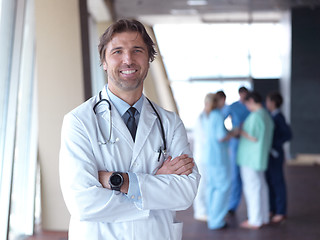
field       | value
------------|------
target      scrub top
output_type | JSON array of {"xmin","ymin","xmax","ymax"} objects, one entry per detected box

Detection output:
[
  {"xmin": 204, "ymin": 109, "xmax": 228, "ymax": 167},
  {"xmin": 227, "ymin": 101, "xmax": 250, "ymax": 128},
  {"xmin": 237, "ymin": 108, "xmax": 274, "ymax": 171}
]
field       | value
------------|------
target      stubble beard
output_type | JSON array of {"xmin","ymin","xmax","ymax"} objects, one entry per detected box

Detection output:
[
  {"xmin": 107, "ymin": 68, "xmax": 148, "ymax": 93},
  {"xmin": 107, "ymin": 73, "xmax": 145, "ymax": 93}
]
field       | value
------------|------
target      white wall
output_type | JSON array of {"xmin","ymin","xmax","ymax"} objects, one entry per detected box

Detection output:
[{"xmin": 35, "ymin": 0, "xmax": 84, "ymax": 230}]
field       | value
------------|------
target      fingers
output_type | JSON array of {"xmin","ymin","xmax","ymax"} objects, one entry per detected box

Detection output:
[
  {"xmin": 170, "ymin": 155, "xmax": 194, "ymax": 175},
  {"xmin": 175, "ymin": 161, "xmax": 194, "ymax": 175},
  {"xmin": 156, "ymin": 154, "xmax": 195, "ymax": 176},
  {"xmin": 168, "ymin": 154, "xmax": 187, "ymax": 165},
  {"xmin": 171, "ymin": 155, "xmax": 193, "ymax": 169}
]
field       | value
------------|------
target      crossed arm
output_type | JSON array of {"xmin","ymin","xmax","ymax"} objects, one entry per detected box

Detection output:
[{"xmin": 98, "ymin": 154, "xmax": 194, "ymax": 194}]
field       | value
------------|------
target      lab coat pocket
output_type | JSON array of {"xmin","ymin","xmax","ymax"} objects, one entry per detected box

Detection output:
[
  {"xmin": 171, "ymin": 222, "xmax": 183, "ymax": 240},
  {"xmin": 150, "ymin": 150, "xmax": 165, "ymax": 174}
]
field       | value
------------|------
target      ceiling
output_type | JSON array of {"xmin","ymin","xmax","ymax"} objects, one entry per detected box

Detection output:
[
  {"xmin": 90, "ymin": 0, "xmax": 320, "ymax": 25},
  {"xmin": 115, "ymin": 0, "xmax": 320, "ymax": 24}
]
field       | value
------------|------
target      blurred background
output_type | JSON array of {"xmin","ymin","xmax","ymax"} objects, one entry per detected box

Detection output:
[{"xmin": 0, "ymin": 0, "xmax": 320, "ymax": 239}]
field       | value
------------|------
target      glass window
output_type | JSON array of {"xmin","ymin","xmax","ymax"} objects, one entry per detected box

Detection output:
[
  {"xmin": 0, "ymin": 0, "xmax": 16, "ymax": 185},
  {"xmin": 0, "ymin": 0, "xmax": 37, "ymax": 238},
  {"xmin": 154, "ymin": 23, "xmax": 282, "ymax": 81},
  {"xmin": 154, "ymin": 23, "xmax": 282, "ymax": 130},
  {"xmin": 249, "ymin": 23, "xmax": 282, "ymax": 78},
  {"xmin": 9, "ymin": 0, "xmax": 37, "ymax": 237},
  {"xmin": 88, "ymin": 15, "xmax": 105, "ymax": 95},
  {"xmin": 0, "ymin": 0, "xmax": 19, "ymax": 238}
]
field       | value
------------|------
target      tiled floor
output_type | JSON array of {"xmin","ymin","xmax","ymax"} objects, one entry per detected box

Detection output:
[{"xmin": 27, "ymin": 165, "xmax": 320, "ymax": 240}]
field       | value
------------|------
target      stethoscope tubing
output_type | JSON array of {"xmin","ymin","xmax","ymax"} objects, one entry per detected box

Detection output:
[{"xmin": 93, "ymin": 91, "xmax": 166, "ymax": 155}]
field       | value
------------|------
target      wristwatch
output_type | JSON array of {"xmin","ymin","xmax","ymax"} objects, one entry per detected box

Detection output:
[{"xmin": 109, "ymin": 172, "xmax": 124, "ymax": 191}]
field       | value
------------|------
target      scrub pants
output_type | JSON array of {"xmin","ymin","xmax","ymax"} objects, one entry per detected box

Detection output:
[
  {"xmin": 206, "ymin": 165, "xmax": 231, "ymax": 229},
  {"xmin": 228, "ymin": 138, "xmax": 242, "ymax": 212},
  {"xmin": 240, "ymin": 166, "xmax": 269, "ymax": 226}
]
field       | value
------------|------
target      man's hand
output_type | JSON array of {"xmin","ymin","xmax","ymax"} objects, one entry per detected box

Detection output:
[
  {"xmin": 98, "ymin": 171, "xmax": 129, "ymax": 194},
  {"xmin": 156, "ymin": 154, "xmax": 194, "ymax": 176}
]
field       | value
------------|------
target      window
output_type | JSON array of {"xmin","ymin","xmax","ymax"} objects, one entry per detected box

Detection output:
[
  {"xmin": 154, "ymin": 23, "xmax": 282, "ymax": 129},
  {"xmin": 0, "ymin": 0, "xmax": 37, "ymax": 239},
  {"xmin": 88, "ymin": 15, "xmax": 106, "ymax": 95},
  {"xmin": 0, "ymin": 0, "xmax": 19, "ymax": 238}
]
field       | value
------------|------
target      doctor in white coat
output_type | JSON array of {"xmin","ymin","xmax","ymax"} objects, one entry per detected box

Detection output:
[{"xmin": 59, "ymin": 19, "xmax": 200, "ymax": 240}]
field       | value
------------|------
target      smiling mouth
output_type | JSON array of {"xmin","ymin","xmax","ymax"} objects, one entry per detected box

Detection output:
[{"xmin": 120, "ymin": 70, "xmax": 137, "ymax": 74}]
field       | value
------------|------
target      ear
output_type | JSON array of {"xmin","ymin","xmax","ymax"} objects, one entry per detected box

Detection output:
[{"xmin": 103, "ymin": 61, "xmax": 108, "ymax": 71}]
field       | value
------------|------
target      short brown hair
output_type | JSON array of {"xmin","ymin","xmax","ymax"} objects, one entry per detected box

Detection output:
[
  {"xmin": 239, "ymin": 86, "xmax": 248, "ymax": 94},
  {"xmin": 245, "ymin": 91, "xmax": 263, "ymax": 103},
  {"xmin": 267, "ymin": 91, "xmax": 283, "ymax": 108},
  {"xmin": 216, "ymin": 90, "xmax": 226, "ymax": 99},
  {"xmin": 98, "ymin": 19, "xmax": 157, "ymax": 65}
]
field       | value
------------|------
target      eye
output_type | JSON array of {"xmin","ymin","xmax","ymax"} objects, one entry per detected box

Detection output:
[
  {"xmin": 114, "ymin": 50, "xmax": 121, "ymax": 54},
  {"xmin": 133, "ymin": 48, "xmax": 144, "ymax": 54}
]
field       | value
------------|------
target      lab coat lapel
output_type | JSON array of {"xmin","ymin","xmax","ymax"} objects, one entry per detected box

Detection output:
[{"xmin": 132, "ymin": 99, "xmax": 157, "ymax": 163}]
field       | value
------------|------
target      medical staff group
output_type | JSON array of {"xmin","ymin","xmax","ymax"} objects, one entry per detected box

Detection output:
[{"xmin": 193, "ymin": 88, "xmax": 292, "ymax": 230}]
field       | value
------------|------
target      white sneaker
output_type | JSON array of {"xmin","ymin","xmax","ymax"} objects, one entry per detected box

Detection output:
[{"xmin": 194, "ymin": 215, "xmax": 208, "ymax": 222}]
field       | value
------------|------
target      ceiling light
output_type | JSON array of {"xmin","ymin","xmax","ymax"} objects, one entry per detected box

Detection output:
[
  {"xmin": 187, "ymin": 0, "xmax": 208, "ymax": 6},
  {"xmin": 170, "ymin": 9, "xmax": 198, "ymax": 15}
]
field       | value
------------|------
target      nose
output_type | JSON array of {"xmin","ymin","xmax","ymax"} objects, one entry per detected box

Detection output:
[{"xmin": 122, "ymin": 51, "xmax": 133, "ymax": 65}]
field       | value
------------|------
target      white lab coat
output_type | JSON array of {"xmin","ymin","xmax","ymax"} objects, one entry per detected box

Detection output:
[
  {"xmin": 192, "ymin": 112, "xmax": 208, "ymax": 218},
  {"xmin": 59, "ymin": 86, "xmax": 200, "ymax": 240}
]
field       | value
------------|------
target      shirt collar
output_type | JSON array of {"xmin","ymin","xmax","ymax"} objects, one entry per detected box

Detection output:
[{"xmin": 106, "ymin": 86, "xmax": 144, "ymax": 117}]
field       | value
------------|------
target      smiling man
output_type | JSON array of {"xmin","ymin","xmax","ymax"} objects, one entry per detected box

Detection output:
[{"xmin": 59, "ymin": 19, "xmax": 200, "ymax": 240}]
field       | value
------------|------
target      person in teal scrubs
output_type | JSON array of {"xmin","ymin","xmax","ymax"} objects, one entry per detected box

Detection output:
[
  {"xmin": 237, "ymin": 91, "xmax": 274, "ymax": 229},
  {"xmin": 204, "ymin": 93, "xmax": 232, "ymax": 230}
]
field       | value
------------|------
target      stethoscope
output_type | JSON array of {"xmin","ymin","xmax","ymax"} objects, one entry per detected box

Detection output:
[{"xmin": 93, "ymin": 91, "xmax": 167, "ymax": 161}]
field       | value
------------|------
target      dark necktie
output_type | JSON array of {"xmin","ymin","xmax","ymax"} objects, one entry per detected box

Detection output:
[{"xmin": 126, "ymin": 107, "xmax": 137, "ymax": 141}]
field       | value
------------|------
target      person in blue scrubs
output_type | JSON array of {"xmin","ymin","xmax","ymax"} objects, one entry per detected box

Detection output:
[
  {"xmin": 225, "ymin": 87, "xmax": 250, "ymax": 214},
  {"xmin": 216, "ymin": 90, "xmax": 229, "ymax": 118},
  {"xmin": 204, "ymin": 93, "xmax": 232, "ymax": 229},
  {"xmin": 265, "ymin": 91, "xmax": 292, "ymax": 223}
]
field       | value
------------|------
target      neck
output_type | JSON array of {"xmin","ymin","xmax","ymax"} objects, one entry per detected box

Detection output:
[
  {"xmin": 108, "ymin": 85, "xmax": 143, "ymax": 106},
  {"xmin": 252, "ymin": 103, "xmax": 262, "ymax": 112},
  {"xmin": 269, "ymin": 106, "xmax": 277, "ymax": 112}
]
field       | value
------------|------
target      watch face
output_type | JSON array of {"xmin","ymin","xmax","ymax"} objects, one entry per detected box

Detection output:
[{"xmin": 110, "ymin": 174, "xmax": 122, "ymax": 186}]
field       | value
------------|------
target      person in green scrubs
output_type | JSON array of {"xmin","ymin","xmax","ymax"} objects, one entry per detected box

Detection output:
[{"xmin": 237, "ymin": 91, "xmax": 274, "ymax": 229}]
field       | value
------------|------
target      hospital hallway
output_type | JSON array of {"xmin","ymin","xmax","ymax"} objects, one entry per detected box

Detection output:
[
  {"xmin": 177, "ymin": 164, "xmax": 320, "ymax": 240},
  {"xmin": 27, "ymin": 164, "xmax": 320, "ymax": 240}
]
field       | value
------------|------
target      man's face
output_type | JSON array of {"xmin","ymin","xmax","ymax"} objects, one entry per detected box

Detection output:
[
  {"xmin": 266, "ymin": 97, "xmax": 275, "ymax": 111},
  {"xmin": 103, "ymin": 31, "xmax": 149, "ymax": 94},
  {"xmin": 218, "ymin": 97, "xmax": 225, "ymax": 109},
  {"xmin": 239, "ymin": 92, "xmax": 247, "ymax": 103}
]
